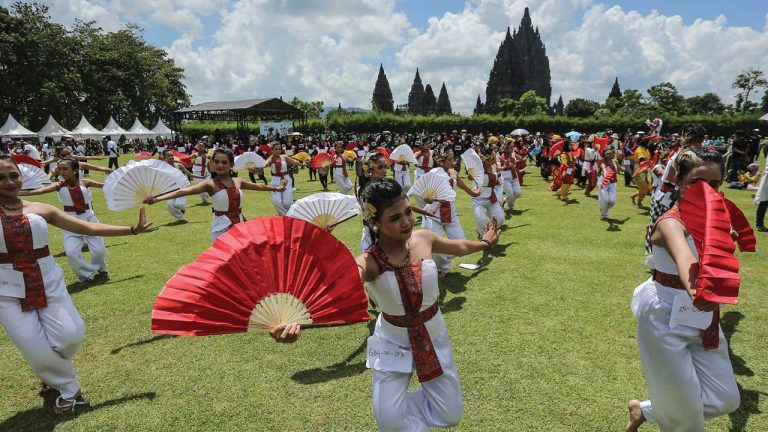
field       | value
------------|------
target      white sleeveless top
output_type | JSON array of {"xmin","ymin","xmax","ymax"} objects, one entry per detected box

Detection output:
[
  {"xmin": 210, "ymin": 184, "xmax": 244, "ymax": 234},
  {"xmin": 475, "ymin": 172, "xmax": 502, "ymax": 201},
  {"xmin": 57, "ymin": 183, "xmax": 93, "ymax": 212},
  {"xmin": 651, "ymin": 234, "xmax": 698, "ymax": 275}
]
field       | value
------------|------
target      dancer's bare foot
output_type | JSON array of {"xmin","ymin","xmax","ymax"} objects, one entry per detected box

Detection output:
[{"xmin": 626, "ymin": 399, "xmax": 645, "ymax": 432}]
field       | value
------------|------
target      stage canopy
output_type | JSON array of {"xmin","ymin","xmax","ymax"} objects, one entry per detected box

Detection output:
[{"xmin": 173, "ymin": 98, "xmax": 306, "ymax": 136}]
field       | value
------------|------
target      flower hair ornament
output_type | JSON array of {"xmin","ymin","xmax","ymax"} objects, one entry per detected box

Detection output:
[{"xmin": 361, "ymin": 202, "xmax": 377, "ymax": 223}]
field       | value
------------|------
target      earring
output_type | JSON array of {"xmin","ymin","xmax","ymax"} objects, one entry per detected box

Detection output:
[{"xmin": 372, "ymin": 225, "xmax": 379, "ymax": 233}]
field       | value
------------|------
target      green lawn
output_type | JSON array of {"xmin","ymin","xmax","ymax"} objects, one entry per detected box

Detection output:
[{"xmin": 1, "ymin": 155, "xmax": 766, "ymax": 431}]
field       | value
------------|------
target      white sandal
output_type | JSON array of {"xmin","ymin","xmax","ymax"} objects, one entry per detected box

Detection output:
[{"xmin": 54, "ymin": 394, "xmax": 89, "ymax": 413}]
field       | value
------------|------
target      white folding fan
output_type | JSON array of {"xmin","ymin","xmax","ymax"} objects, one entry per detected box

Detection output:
[
  {"xmin": 407, "ymin": 171, "xmax": 457, "ymax": 207},
  {"xmin": 234, "ymin": 152, "xmax": 266, "ymax": 170},
  {"xmin": 19, "ymin": 163, "xmax": 51, "ymax": 190},
  {"xmin": 389, "ymin": 144, "xmax": 418, "ymax": 164},
  {"xmin": 104, "ymin": 165, "xmax": 188, "ymax": 211},
  {"xmin": 461, "ymin": 148, "xmax": 484, "ymax": 185},
  {"xmin": 287, "ymin": 192, "xmax": 361, "ymax": 230}
]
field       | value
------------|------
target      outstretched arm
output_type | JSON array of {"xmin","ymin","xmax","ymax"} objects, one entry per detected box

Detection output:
[
  {"xmin": 146, "ymin": 180, "xmax": 211, "ymax": 204},
  {"xmin": 19, "ymin": 183, "xmax": 60, "ymax": 196},
  {"xmin": 429, "ymin": 217, "xmax": 500, "ymax": 256},
  {"xmin": 456, "ymin": 175, "xmax": 481, "ymax": 197},
  {"xmin": 80, "ymin": 162, "xmax": 113, "ymax": 174},
  {"xmin": 239, "ymin": 178, "xmax": 286, "ymax": 192},
  {"xmin": 82, "ymin": 179, "xmax": 104, "ymax": 189},
  {"xmin": 37, "ymin": 203, "xmax": 153, "ymax": 236}
]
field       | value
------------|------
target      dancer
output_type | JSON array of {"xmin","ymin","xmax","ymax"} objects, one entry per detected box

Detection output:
[
  {"xmin": 598, "ymin": 149, "xmax": 620, "ymax": 220},
  {"xmin": 500, "ymin": 145, "xmax": 521, "ymax": 212},
  {"xmin": 631, "ymin": 157, "xmax": 653, "ymax": 207},
  {"xmin": 191, "ymin": 142, "xmax": 211, "ymax": 204},
  {"xmin": 583, "ymin": 140, "xmax": 600, "ymax": 196},
  {"xmin": 627, "ymin": 148, "xmax": 740, "ymax": 432},
  {"xmin": 357, "ymin": 178, "xmax": 500, "ymax": 431},
  {"xmin": 471, "ymin": 146, "xmax": 505, "ymax": 237},
  {"xmin": 0, "ymin": 155, "xmax": 151, "ymax": 413},
  {"xmin": 422, "ymin": 147, "xmax": 480, "ymax": 277},
  {"xmin": 145, "ymin": 149, "xmax": 285, "ymax": 241},
  {"xmin": 392, "ymin": 145, "xmax": 412, "ymax": 191},
  {"xmin": 413, "ymin": 140, "xmax": 434, "ymax": 182},
  {"xmin": 332, "ymin": 142, "xmax": 353, "ymax": 194},
  {"xmin": 266, "ymin": 142, "xmax": 303, "ymax": 215},
  {"xmin": 20, "ymin": 158, "xmax": 110, "ymax": 282},
  {"xmin": 555, "ymin": 146, "xmax": 576, "ymax": 201},
  {"xmin": 162, "ymin": 150, "xmax": 204, "ymax": 223}
]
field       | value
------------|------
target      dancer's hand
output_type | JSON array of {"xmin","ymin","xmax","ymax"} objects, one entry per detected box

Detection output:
[
  {"xmin": 270, "ymin": 322, "xmax": 301, "ymax": 343},
  {"xmin": 424, "ymin": 197, "xmax": 434, "ymax": 204},
  {"xmin": 482, "ymin": 217, "xmax": 500, "ymax": 247},
  {"xmin": 133, "ymin": 206, "xmax": 154, "ymax": 234},
  {"xmin": 143, "ymin": 196, "xmax": 156, "ymax": 205}
]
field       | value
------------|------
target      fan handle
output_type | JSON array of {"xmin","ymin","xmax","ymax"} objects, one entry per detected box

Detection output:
[
  {"xmin": 325, "ymin": 213, "xmax": 359, "ymax": 230},
  {"xmin": 299, "ymin": 321, "xmax": 359, "ymax": 329}
]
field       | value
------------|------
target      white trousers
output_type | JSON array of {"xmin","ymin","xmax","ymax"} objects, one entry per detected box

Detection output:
[
  {"xmin": 598, "ymin": 180, "xmax": 617, "ymax": 218},
  {"xmin": 502, "ymin": 177, "xmax": 521, "ymax": 210},
  {"xmin": 413, "ymin": 168, "xmax": 429, "ymax": 183},
  {"xmin": 0, "ymin": 269, "xmax": 85, "ymax": 399},
  {"xmin": 271, "ymin": 176, "xmax": 293, "ymax": 215},
  {"xmin": 167, "ymin": 197, "xmax": 187, "ymax": 221},
  {"xmin": 63, "ymin": 211, "xmax": 107, "ymax": 281},
  {"xmin": 472, "ymin": 199, "xmax": 505, "ymax": 237},
  {"xmin": 333, "ymin": 171, "xmax": 353, "ymax": 194},
  {"xmin": 194, "ymin": 176, "xmax": 210, "ymax": 203},
  {"xmin": 632, "ymin": 280, "xmax": 740, "ymax": 431},
  {"xmin": 395, "ymin": 169, "xmax": 411, "ymax": 191},
  {"xmin": 423, "ymin": 217, "xmax": 465, "ymax": 273},
  {"xmin": 372, "ymin": 361, "xmax": 463, "ymax": 431}
]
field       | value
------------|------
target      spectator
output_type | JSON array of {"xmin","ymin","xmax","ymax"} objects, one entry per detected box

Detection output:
[{"xmin": 106, "ymin": 135, "xmax": 119, "ymax": 169}]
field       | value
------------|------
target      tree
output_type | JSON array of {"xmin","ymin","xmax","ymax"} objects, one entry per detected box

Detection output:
[
  {"xmin": 564, "ymin": 98, "xmax": 600, "ymax": 118},
  {"xmin": 498, "ymin": 90, "xmax": 548, "ymax": 117},
  {"xmin": 371, "ymin": 64, "xmax": 394, "ymax": 113},
  {"xmin": 436, "ymin": 82, "xmax": 452, "ymax": 115},
  {"xmin": 423, "ymin": 84, "xmax": 437, "ymax": 115},
  {"xmin": 646, "ymin": 82, "xmax": 684, "ymax": 114},
  {"xmin": 289, "ymin": 97, "xmax": 323, "ymax": 118},
  {"xmin": 733, "ymin": 68, "xmax": 767, "ymax": 112},
  {"xmin": 684, "ymin": 93, "xmax": 725, "ymax": 115},
  {"xmin": 762, "ymin": 90, "xmax": 768, "ymax": 114}
]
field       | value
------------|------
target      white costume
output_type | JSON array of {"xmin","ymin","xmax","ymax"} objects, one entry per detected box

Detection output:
[
  {"xmin": 332, "ymin": 155, "xmax": 353, "ymax": 194},
  {"xmin": 631, "ymin": 214, "xmax": 739, "ymax": 430},
  {"xmin": 414, "ymin": 150, "xmax": 433, "ymax": 183},
  {"xmin": 210, "ymin": 179, "xmax": 244, "ymax": 242},
  {"xmin": 501, "ymin": 159, "xmax": 521, "ymax": 211},
  {"xmin": 598, "ymin": 170, "xmax": 618, "ymax": 219},
  {"xmin": 472, "ymin": 171, "xmax": 505, "ymax": 237},
  {"xmin": 421, "ymin": 170, "xmax": 466, "ymax": 274},
  {"xmin": 192, "ymin": 153, "xmax": 210, "ymax": 203},
  {"xmin": 365, "ymin": 249, "xmax": 463, "ymax": 432},
  {"xmin": 394, "ymin": 161, "xmax": 411, "ymax": 191},
  {"xmin": 270, "ymin": 158, "xmax": 294, "ymax": 215},
  {"xmin": 57, "ymin": 181, "xmax": 107, "ymax": 280},
  {"xmin": 0, "ymin": 211, "xmax": 85, "ymax": 400}
]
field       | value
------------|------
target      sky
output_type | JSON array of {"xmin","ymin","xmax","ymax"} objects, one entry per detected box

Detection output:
[{"xmin": 5, "ymin": 0, "xmax": 768, "ymax": 115}]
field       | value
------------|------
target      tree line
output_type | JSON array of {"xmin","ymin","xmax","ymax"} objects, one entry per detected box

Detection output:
[{"xmin": 0, "ymin": 2, "xmax": 190, "ymax": 130}]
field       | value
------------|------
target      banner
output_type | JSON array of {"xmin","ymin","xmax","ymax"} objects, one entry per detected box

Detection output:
[{"xmin": 260, "ymin": 122, "xmax": 293, "ymax": 137}]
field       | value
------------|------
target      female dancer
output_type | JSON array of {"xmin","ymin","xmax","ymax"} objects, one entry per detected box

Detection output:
[
  {"xmin": 583, "ymin": 140, "xmax": 600, "ymax": 196},
  {"xmin": 191, "ymin": 142, "xmax": 211, "ymax": 204},
  {"xmin": 20, "ymin": 158, "xmax": 109, "ymax": 282},
  {"xmin": 627, "ymin": 148, "xmax": 740, "ymax": 432},
  {"xmin": 423, "ymin": 146, "xmax": 480, "ymax": 277},
  {"xmin": 0, "ymin": 155, "xmax": 151, "ymax": 412},
  {"xmin": 598, "ymin": 149, "xmax": 620, "ymax": 220},
  {"xmin": 145, "ymin": 149, "xmax": 285, "ymax": 241},
  {"xmin": 355, "ymin": 178, "xmax": 499, "ymax": 431},
  {"xmin": 162, "ymin": 150, "xmax": 204, "ymax": 223},
  {"xmin": 266, "ymin": 142, "xmax": 304, "ymax": 215},
  {"xmin": 471, "ymin": 146, "xmax": 505, "ymax": 238},
  {"xmin": 500, "ymin": 145, "xmax": 521, "ymax": 212},
  {"xmin": 332, "ymin": 142, "xmax": 353, "ymax": 194},
  {"xmin": 556, "ymin": 146, "xmax": 576, "ymax": 201},
  {"xmin": 46, "ymin": 146, "xmax": 112, "ymax": 180},
  {"xmin": 413, "ymin": 140, "xmax": 434, "ymax": 183}
]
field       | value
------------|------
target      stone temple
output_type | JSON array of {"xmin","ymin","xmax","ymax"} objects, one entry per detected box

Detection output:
[{"xmin": 478, "ymin": 7, "xmax": 552, "ymax": 114}]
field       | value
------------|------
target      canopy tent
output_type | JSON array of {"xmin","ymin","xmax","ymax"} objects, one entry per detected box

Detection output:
[
  {"xmin": 0, "ymin": 114, "xmax": 37, "ymax": 138},
  {"xmin": 760, "ymin": 113, "xmax": 768, "ymax": 121},
  {"xmin": 71, "ymin": 115, "xmax": 104, "ymax": 139},
  {"xmin": 151, "ymin": 118, "xmax": 174, "ymax": 138},
  {"xmin": 37, "ymin": 115, "xmax": 72, "ymax": 140},
  {"xmin": 101, "ymin": 116, "xmax": 129, "ymax": 138},
  {"xmin": 173, "ymin": 98, "xmax": 306, "ymax": 137},
  {"xmin": 127, "ymin": 118, "xmax": 157, "ymax": 138}
]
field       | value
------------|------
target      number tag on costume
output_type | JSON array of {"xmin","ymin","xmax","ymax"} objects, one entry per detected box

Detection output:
[
  {"xmin": 0, "ymin": 267, "xmax": 26, "ymax": 298},
  {"xmin": 366, "ymin": 336, "xmax": 413, "ymax": 373},
  {"xmin": 669, "ymin": 292, "xmax": 713, "ymax": 330},
  {"xmin": 623, "ymin": 159, "xmax": 631, "ymax": 166},
  {"xmin": 565, "ymin": 168, "xmax": 573, "ymax": 175}
]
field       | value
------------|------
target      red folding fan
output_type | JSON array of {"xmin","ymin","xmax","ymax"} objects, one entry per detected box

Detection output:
[
  {"xmin": 345, "ymin": 141, "xmax": 357, "ymax": 151},
  {"xmin": 171, "ymin": 150, "xmax": 192, "ymax": 168},
  {"xmin": 723, "ymin": 198, "xmax": 757, "ymax": 252},
  {"xmin": 259, "ymin": 144, "xmax": 273, "ymax": 154},
  {"xmin": 151, "ymin": 216, "xmax": 369, "ymax": 336},
  {"xmin": 632, "ymin": 159, "xmax": 654, "ymax": 177},
  {"xmin": 311, "ymin": 152, "xmax": 335, "ymax": 169},
  {"xmin": 375, "ymin": 147, "xmax": 391, "ymax": 161},
  {"xmin": 547, "ymin": 140, "xmax": 564, "ymax": 158},
  {"xmin": 10, "ymin": 153, "xmax": 41, "ymax": 167},
  {"xmin": 679, "ymin": 182, "xmax": 744, "ymax": 305}
]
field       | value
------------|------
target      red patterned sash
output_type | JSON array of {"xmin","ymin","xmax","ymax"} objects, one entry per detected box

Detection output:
[
  {"xmin": 272, "ymin": 159, "xmax": 288, "ymax": 177},
  {"xmin": 419, "ymin": 151, "xmax": 432, "ymax": 172},
  {"xmin": 439, "ymin": 177, "xmax": 454, "ymax": 223},
  {"xmin": 0, "ymin": 211, "xmax": 48, "ymax": 311},
  {"xmin": 59, "ymin": 181, "xmax": 89, "ymax": 214},
  {"xmin": 366, "ymin": 245, "xmax": 443, "ymax": 382},
  {"xmin": 487, "ymin": 173, "xmax": 499, "ymax": 204},
  {"xmin": 212, "ymin": 179, "xmax": 243, "ymax": 227},
  {"xmin": 333, "ymin": 156, "xmax": 348, "ymax": 177}
]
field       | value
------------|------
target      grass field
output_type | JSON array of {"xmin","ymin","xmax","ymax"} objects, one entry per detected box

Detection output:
[{"xmin": 1, "ymin": 155, "xmax": 766, "ymax": 431}]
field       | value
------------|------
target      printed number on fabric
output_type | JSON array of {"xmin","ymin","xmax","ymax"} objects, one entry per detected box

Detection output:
[
  {"xmin": 366, "ymin": 335, "xmax": 414, "ymax": 373},
  {"xmin": 0, "ymin": 266, "xmax": 25, "ymax": 297}
]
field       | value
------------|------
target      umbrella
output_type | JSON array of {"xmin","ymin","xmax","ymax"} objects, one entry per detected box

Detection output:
[
  {"xmin": 510, "ymin": 128, "xmax": 529, "ymax": 136},
  {"xmin": 342, "ymin": 150, "xmax": 357, "ymax": 161},
  {"xmin": 565, "ymin": 131, "xmax": 581, "ymax": 142}
]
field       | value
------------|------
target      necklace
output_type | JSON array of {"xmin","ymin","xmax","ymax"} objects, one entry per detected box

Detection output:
[
  {"xmin": 378, "ymin": 244, "xmax": 412, "ymax": 269},
  {"xmin": 0, "ymin": 200, "xmax": 23, "ymax": 211}
]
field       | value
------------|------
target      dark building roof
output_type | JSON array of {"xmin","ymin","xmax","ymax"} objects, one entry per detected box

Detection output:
[{"xmin": 176, "ymin": 98, "xmax": 304, "ymax": 115}]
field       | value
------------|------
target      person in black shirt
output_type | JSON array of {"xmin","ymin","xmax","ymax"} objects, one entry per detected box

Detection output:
[{"xmin": 727, "ymin": 130, "xmax": 749, "ymax": 182}]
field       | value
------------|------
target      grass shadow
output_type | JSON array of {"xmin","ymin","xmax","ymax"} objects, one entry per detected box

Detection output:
[
  {"xmin": 53, "ymin": 242, "xmax": 129, "ymax": 258},
  {"xmin": 602, "ymin": 217, "xmax": 630, "ymax": 232},
  {"xmin": 509, "ymin": 208, "xmax": 530, "ymax": 216},
  {"xmin": 721, "ymin": 312, "xmax": 753, "ymax": 377},
  {"xmin": 728, "ymin": 383, "xmax": 766, "ymax": 432},
  {"xmin": 563, "ymin": 198, "xmax": 579, "ymax": 205},
  {"xmin": 0, "ymin": 392, "xmax": 156, "ymax": 432},
  {"xmin": 111, "ymin": 334, "xmax": 176, "ymax": 355},
  {"xmin": 67, "ymin": 274, "xmax": 144, "ymax": 295},
  {"xmin": 501, "ymin": 223, "xmax": 530, "ymax": 231}
]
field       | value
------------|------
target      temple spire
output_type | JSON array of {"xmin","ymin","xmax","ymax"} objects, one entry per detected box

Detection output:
[{"xmin": 371, "ymin": 63, "xmax": 394, "ymax": 112}]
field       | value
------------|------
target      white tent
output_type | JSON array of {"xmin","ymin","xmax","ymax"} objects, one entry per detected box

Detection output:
[
  {"xmin": 37, "ymin": 115, "xmax": 72, "ymax": 140},
  {"xmin": 760, "ymin": 113, "xmax": 768, "ymax": 121},
  {"xmin": 151, "ymin": 118, "xmax": 174, "ymax": 138},
  {"xmin": 101, "ymin": 116, "xmax": 129, "ymax": 138},
  {"xmin": 0, "ymin": 114, "xmax": 37, "ymax": 138},
  {"xmin": 126, "ymin": 117, "xmax": 157, "ymax": 138},
  {"xmin": 71, "ymin": 115, "xmax": 104, "ymax": 139}
]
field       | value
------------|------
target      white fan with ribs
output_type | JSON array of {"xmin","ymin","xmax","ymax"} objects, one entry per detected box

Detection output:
[{"xmin": 407, "ymin": 171, "xmax": 456, "ymax": 207}]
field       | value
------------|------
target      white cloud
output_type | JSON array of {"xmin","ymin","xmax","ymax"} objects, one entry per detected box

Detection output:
[{"xmin": 4, "ymin": 0, "xmax": 768, "ymax": 115}]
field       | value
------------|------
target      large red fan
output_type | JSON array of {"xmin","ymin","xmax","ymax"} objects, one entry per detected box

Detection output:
[
  {"xmin": 547, "ymin": 140, "xmax": 564, "ymax": 158},
  {"xmin": 259, "ymin": 144, "xmax": 273, "ymax": 154},
  {"xmin": 679, "ymin": 182, "xmax": 744, "ymax": 305},
  {"xmin": 10, "ymin": 153, "xmax": 41, "ymax": 167},
  {"xmin": 171, "ymin": 150, "xmax": 192, "ymax": 168},
  {"xmin": 375, "ymin": 147, "xmax": 391, "ymax": 160},
  {"xmin": 151, "ymin": 216, "xmax": 369, "ymax": 336},
  {"xmin": 723, "ymin": 198, "xmax": 757, "ymax": 252},
  {"xmin": 311, "ymin": 152, "xmax": 335, "ymax": 169},
  {"xmin": 632, "ymin": 159, "xmax": 655, "ymax": 177},
  {"xmin": 345, "ymin": 141, "xmax": 357, "ymax": 151}
]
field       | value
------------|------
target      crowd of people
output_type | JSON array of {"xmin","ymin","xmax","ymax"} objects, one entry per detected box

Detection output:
[{"xmin": 0, "ymin": 119, "xmax": 765, "ymax": 431}]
